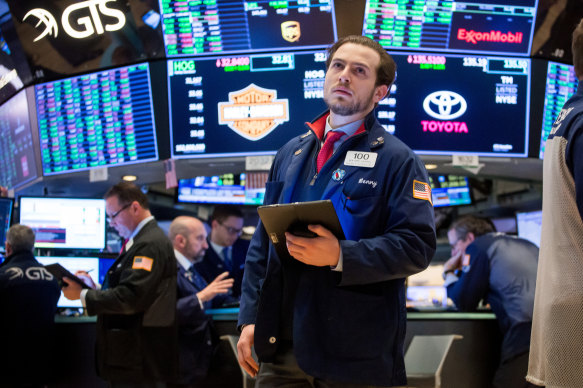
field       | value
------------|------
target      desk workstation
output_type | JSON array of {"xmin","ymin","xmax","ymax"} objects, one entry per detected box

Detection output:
[{"xmin": 52, "ymin": 309, "xmax": 500, "ymax": 388}]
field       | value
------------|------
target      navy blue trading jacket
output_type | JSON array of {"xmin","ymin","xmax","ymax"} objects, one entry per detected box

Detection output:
[
  {"xmin": 446, "ymin": 233, "xmax": 538, "ymax": 362},
  {"xmin": 238, "ymin": 109, "xmax": 436, "ymax": 386}
]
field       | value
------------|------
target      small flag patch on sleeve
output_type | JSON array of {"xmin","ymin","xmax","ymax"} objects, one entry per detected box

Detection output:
[
  {"xmin": 132, "ymin": 256, "xmax": 154, "ymax": 272},
  {"xmin": 413, "ymin": 180, "xmax": 432, "ymax": 204}
]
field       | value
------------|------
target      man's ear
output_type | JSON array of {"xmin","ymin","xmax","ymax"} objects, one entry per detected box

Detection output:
[
  {"xmin": 466, "ymin": 232, "xmax": 476, "ymax": 243},
  {"xmin": 373, "ymin": 84, "xmax": 389, "ymax": 104},
  {"xmin": 5, "ymin": 242, "xmax": 12, "ymax": 256}
]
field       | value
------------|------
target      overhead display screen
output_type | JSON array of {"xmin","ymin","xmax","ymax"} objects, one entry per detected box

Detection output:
[
  {"xmin": 378, "ymin": 52, "xmax": 530, "ymax": 157},
  {"xmin": 177, "ymin": 172, "xmax": 268, "ymax": 205},
  {"xmin": 35, "ymin": 63, "xmax": 159, "ymax": 175},
  {"xmin": 429, "ymin": 174, "xmax": 471, "ymax": 207},
  {"xmin": 363, "ymin": 0, "xmax": 538, "ymax": 56},
  {"xmin": 0, "ymin": 89, "xmax": 39, "ymax": 189},
  {"xmin": 167, "ymin": 51, "xmax": 328, "ymax": 158},
  {"xmin": 6, "ymin": 0, "xmax": 165, "ymax": 80},
  {"xmin": 539, "ymin": 61, "xmax": 578, "ymax": 159},
  {"xmin": 159, "ymin": 0, "xmax": 336, "ymax": 57}
]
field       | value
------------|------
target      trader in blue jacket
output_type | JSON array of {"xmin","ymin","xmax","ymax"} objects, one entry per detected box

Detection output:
[{"xmin": 237, "ymin": 35, "xmax": 436, "ymax": 387}]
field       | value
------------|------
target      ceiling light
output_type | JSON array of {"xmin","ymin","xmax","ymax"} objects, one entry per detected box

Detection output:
[{"xmin": 122, "ymin": 175, "xmax": 137, "ymax": 181}]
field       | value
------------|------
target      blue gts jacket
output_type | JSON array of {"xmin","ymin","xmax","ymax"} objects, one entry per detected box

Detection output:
[{"xmin": 238, "ymin": 109, "xmax": 436, "ymax": 386}]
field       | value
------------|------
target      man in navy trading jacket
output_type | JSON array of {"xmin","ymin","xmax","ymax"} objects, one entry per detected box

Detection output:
[
  {"xmin": 168, "ymin": 215, "xmax": 234, "ymax": 387},
  {"xmin": 195, "ymin": 205, "xmax": 249, "ymax": 299},
  {"xmin": 443, "ymin": 215, "xmax": 538, "ymax": 388},
  {"xmin": 0, "ymin": 224, "xmax": 60, "ymax": 387},
  {"xmin": 236, "ymin": 35, "xmax": 436, "ymax": 387},
  {"xmin": 63, "ymin": 182, "xmax": 178, "ymax": 387}
]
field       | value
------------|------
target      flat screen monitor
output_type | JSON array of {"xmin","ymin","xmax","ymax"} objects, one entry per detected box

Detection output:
[
  {"xmin": 6, "ymin": 0, "xmax": 165, "ymax": 81},
  {"xmin": 0, "ymin": 2, "xmax": 33, "ymax": 104},
  {"xmin": 429, "ymin": 175, "xmax": 471, "ymax": 208},
  {"xmin": 539, "ymin": 61, "xmax": 578, "ymax": 159},
  {"xmin": 34, "ymin": 63, "xmax": 159, "ymax": 175},
  {"xmin": 491, "ymin": 216, "xmax": 517, "ymax": 234},
  {"xmin": 407, "ymin": 264, "xmax": 448, "ymax": 309},
  {"xmin": 177, "ymin": 172, "xmax": 268, "ymax": 205},
  {"xmin": 0, "ymin": 89, "xmax": 40, "ymax": 189},
  {"xmin": 0, "ymin": 197, "xmax": 13, "ymax": 254},
  {"xmin": 363, "ymin": 0, "xmax": 538, "ymax": 56},
  {"xmin": 378, "ymin": 52, "xmax": 530, "ymax": 157},
  {"xmin": 36, "ymin": 256, "xmax": 99, "ymax": 309},
  {"xmin": 167, "ymin": 51, "xmax": 328, "ymax": 158},
  {"xmin": 159, "ymin": 0, "xmax": 337, "ymax": 57},
  {"xmin": 19, "ymin": 196, "xmax": 106, "ymax": 250},
  {"xmin": 516, "ymin": 209, "xmax": 542, "ymax": 247}
]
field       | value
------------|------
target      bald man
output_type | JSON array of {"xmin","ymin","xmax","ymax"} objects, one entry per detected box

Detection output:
[{"xmin": 168, "ymin": 216, "xmax": 234, "ymax": 387}]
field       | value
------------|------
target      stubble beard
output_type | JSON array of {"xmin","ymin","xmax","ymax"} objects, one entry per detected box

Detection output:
[{"xmin": 324, "ymin": 86, "xmax": 375, "ymax": 117}]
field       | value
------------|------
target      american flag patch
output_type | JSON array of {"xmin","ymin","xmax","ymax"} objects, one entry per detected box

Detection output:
[
  {"xmin": 132, "ymin": 256, "xmax": 153, "ymax": 272},
  {"xmin": 413, "ymin": 180, "xmax": 432, "ymax": 204}
]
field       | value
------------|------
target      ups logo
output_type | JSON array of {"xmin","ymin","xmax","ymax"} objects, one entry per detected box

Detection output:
[
  {"xmin": 218, "ymin": 84, "xmax": 289, "ymax": 141},
  {"xmin": 281, "ymin": 21, "xmax": 300, "ymax": 42}
]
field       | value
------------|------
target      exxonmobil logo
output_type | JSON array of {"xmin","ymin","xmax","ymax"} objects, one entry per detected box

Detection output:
[{"xmin": 457, "ymin": 29, "xmax": 523, "ymax": 45}]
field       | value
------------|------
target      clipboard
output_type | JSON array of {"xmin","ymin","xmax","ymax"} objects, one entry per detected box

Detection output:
[
  {"xmin": 44, "ymin": 263, "xmax": 91, "ymax": 289},
  {"xmin": 257, "ymin": 199, "xmax": 345, "ymax": 259}
]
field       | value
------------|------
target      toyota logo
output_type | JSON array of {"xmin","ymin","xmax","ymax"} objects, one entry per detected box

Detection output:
[{"xmin": 423, "ymin": 91, "xmax": 467, "ymax": 120}]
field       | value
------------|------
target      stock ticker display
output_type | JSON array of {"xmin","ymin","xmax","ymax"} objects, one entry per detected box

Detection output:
[
  {"xmin": 363, "ymin": 0, "xmax": 538, "ymax": 55},
  {"xmin": 539, "ymin": 61, "xmax": 578, "ymax": 159},
  {"xmin": 159, "ymin": 0, "xmax": 336, "ymax": 56},
  {"xmin": 380, "ymin": 52, "xmax": 530, "ymax": 157},
  {"xmin": 0, "ymin": 89, "xmax": 39, "ymax": 189},
  {"xmin": 167, "ymin": 51, "xmax": 328, "ymax": 158},
  {"xmin": 35, "ymin": 63, "xmax": 159, "ymax": 175}
]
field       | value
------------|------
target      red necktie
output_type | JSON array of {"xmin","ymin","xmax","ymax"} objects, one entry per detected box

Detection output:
[
  {"xmin": 120, "ymin": 239, "xmax": 127, "ymax": 254},
  {"xmin": 316, "ymin": 130, "xmax": 345, "ymax": 172}
]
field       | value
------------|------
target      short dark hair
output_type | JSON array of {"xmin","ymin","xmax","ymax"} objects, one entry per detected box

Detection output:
[
  {"xmin": 325, "ymin": 35, "xmax": 396, "ymax": 89},
  {"xmin": 211, "ymin": 205, "xmax": 243, "ymax": 224},
  {"xmin": 572, "ymin": 18, "xmax": 583, "ymax": 79},
  {"xmin": 6, "ymin": 224, "xmax": 35, "ymax": 252},
  {"xmin": 449, "ymin": 216, "xmax": 496, "ymax": 240},
  {"xmin": 104, "ymin": 182, "xmax": 149, "ymax": 209}
]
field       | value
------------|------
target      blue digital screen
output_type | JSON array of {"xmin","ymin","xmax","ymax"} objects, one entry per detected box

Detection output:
[
  {"xmin": 177, "ymin": 172, "xmax": 267, "ymax": 206},
  {"xmin": 429, "ymin": 175, "xmax": 471, "ymax": 208},
  {"xmin": 159, "ymin": 0, "xmax": 337, "ymax": 57},
  {"xmin": 377, "ymin": 52, "xmax": 530, "ymax": 157},
  {"xmin": 34, "ymin": 63, "xmax": 159, "ymax": 175},
  {"xmin": 539, "ymin": 61, "xmax": 578, "ymax": 159},
  {"xmin": 0, "ymin": 197, "xmax": 13, "ymax": 254},
  {"xmin": 167, "ymin": 51, "xmax": 327, "ymax": 158},
  {"xmin": 363, "ymin": 0, "xmax": 538, "ymax": 56}
]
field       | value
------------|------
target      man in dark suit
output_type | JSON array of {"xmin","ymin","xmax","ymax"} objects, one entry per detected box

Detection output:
[
  {"xmin": 168, "ymin": 216, "xmax": 234, "ymax": 388},
  {"xmin": 63, "ymin": 182, "xmax": 178, "ymax": 387},
  {"xmin": 195, "ymin": 205, "xmax": 249, "ymax": 299},
  {"xmin": 0, "ymin": 224, "xmax": 60, "ymax": 387}
]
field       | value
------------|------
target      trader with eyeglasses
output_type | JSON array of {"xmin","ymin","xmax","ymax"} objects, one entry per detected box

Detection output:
[
  {"xmin": 194, "ymin": 204, "xmax": 249, "ymax": 299},
  {"xmin": 62, "ymin": 181, "xmax": 178, "ymax": 387}
]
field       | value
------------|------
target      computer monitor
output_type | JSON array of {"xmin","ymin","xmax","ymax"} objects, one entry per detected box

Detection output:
[
  {"xmin": 19, "ymin": 196, "xmax": 106, "ymax": 250},
  {"xmin": 363, "ymin": 0, "xmax": 538, "ymax": 56},
  {"xmin": 430, "ymin": 175, "xmax": 472, "ymax": 208},
  {"xmin": 34, "ymin": 63, "xmax": 159, "ymax": 175},
  {"xmin": 516, "ymin": 210, "xmax": 542, "ymax": 247},
  {"xmin": 177, "ymin": 172, "xmax": 268, "ymax": 205},
  {"xmin": 0, "ymin": 89, "xmax": 40, "ymax": 189},
  {"xmin": 407, "ymin": 264, "xmax": 449, "ymax": 310},
  {"xmin": 159, "ymin": 0, "xmax": 337, "ymax": 57},
  {"xmin": 36, "ymin": 256, "xmax": 99, "ymax": 309},
  {"xmin": 167, "ymin": 51, "xmax": 328, "ymax": 158},
  {"xmin": 0, "ymin": 197, "xmax": 13, "ymax": 254},
  {"xmin": 539, "ymin": 61, "xmax": 578, "ymax": 159},
  {"xmin": 378, "ymin": 51, "xmax": 531, "ymax": 157}
]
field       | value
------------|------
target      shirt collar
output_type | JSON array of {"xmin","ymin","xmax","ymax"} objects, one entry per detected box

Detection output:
[
  {"xmin": 210, "ymin": 240, "xmax": 227, "ymax": 256},
  {"xmin": 324, "ymin": 116, "xmax": 364, "ymax": 140},
  {"xmin": 128, "ymin": 215, "xmax": 154, "ymax": 241},
  {"xmin": 174, "ymin": 249, "xmax": 192, "ymax": 271}
]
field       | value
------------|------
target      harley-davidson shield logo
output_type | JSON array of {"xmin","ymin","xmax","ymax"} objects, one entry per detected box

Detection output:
[
  {"xmin": 281, "ymin": 21, "xmax": 300, "ymax": 42},
  {"xmin": 218, "ymin": 84, "xmax": 289, "ymax": 141}
]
